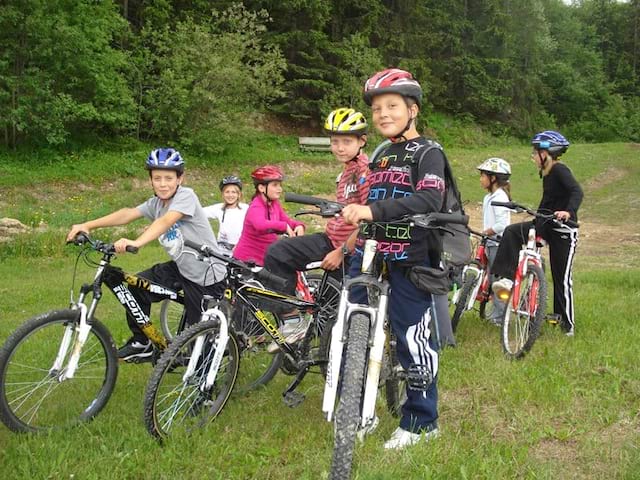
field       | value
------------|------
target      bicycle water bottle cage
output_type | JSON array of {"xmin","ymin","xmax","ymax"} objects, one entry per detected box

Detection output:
[{"xmin": 406, "ymin": 363, "xmax": 433, "ymax": 391}]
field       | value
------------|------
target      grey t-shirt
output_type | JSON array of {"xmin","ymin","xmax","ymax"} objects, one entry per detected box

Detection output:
[{"xmin": 137, "ymin": 186, "xmax": 226, "ymax": 285}]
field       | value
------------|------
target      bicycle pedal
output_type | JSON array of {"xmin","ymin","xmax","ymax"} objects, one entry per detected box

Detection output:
[
  {"xmin": 282, "ymin": 391, "xmax": 305, "ymax": 408},
  {"xmin": 545, "ymin": 313, "xmax": 561, "ymax": 325}
]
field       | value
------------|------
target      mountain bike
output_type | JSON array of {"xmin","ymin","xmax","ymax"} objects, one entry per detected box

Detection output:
[
  {"xmin": 143, "ymin": 197, "xmax": 344, "ymax": 439},
  {"xmin": 491, "ymin": 201, "xmax": 578, "ymax": 359},
  {"xmin": 450, "ymin": 229, "xmax": 499, "ymax": 332},
  {"xmin": 0, "ymin": 233, "xmax": 185, "ymax": 433},
  {"xmin": 321, "ymin": 212, "xmax": 469, "ymax": 480}
]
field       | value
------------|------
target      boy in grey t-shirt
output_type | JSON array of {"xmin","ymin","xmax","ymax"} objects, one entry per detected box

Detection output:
[{"xmin": 67, "ymin": 148, "xmax": 225, "ymax": 362}]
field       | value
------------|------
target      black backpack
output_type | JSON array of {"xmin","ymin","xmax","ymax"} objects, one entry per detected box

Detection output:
[{"xmin": 369, "ymin": 139, "xmax": 471, "ymax": 268}]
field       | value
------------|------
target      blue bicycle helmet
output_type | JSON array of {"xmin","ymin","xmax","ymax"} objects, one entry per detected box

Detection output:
[
  {"xmin": 531, "ymin": 131, "xmax": 570, "ymax": 157},
  {"xmin": 145, "ymin": 148, "xmax": 185, "ymax": 173},
  {"xmin": 219, "ymin": 175, "xmax": 243, "ymax": 191}
]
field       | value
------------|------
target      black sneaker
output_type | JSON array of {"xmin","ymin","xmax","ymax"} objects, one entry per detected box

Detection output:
[{"xmin": 117, "ymin": 339, "xmax": 153, "ymax": 362}]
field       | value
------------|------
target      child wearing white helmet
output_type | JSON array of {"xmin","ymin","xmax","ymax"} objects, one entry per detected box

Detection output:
[{"xmin": 477, "ymin": 157, "xmax": 512, "ymax": 324}]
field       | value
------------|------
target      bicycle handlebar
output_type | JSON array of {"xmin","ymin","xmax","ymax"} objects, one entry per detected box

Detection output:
[
  {"xmin": 491, "ymin": 201, "xmax": 579, "ymax": 228},
  {"xmin": 284, "ymin": 192, "xmax": 344, "ymax": 218},
  {"xmin": 183, "ymin": 239, "xmax": 288, "ymax": 291},
  {"xmin": 69, "ymin": 232, "xmax": 139, "ymax": 254}
]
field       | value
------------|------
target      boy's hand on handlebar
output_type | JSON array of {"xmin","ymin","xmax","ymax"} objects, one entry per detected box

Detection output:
[
  {"xmin": 114, "ymin": 238, "xmax": 139, "ymax": 253},
  {"xmin": 67, "ymin": 224, "xmax": 89, "ymax": 242},
  {"xmin": 554, "ymin": 211, "xmax": 571, "ymax": 222},
  {"xmin": 341, "ymin": 204, "xmax": 372, "ymax": 225},
  {"xmin": 321, "ymin": 248, "xmax": 343, "ymax": 271}
]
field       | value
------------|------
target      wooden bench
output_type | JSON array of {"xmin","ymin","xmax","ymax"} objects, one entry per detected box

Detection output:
[{"xmin": 298, "ymin": 136, "xmax": 330, "ymax": 152}]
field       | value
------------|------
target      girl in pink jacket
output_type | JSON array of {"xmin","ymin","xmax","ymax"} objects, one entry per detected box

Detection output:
[{"xmin": 233, "ymin": 165, "xmax": 305, "ymax": 265}]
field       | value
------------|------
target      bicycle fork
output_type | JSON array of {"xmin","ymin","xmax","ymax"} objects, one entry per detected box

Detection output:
[
  {"xmin": 183, "ymin": 305, "xmax": 230, "ymax": 391},
  {"xmin": 322, "ymin": 282, "xmax": 389, "ymax": 429}
]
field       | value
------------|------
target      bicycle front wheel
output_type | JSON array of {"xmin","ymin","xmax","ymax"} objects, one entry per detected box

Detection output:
[
  {"xmin": 143, "ymin": 320, "xmax": 240, "ymax": 439},
  {"xmin": 159, "ymin": 298, "xmax": 187, "ymax": 341},
  {"xmin": 451, "ymin": 269, "xmax": 479, "ymax": 333},
  {"xmin": 330, "ymin": 312, "xmax": 369, "ymax": 480},
  {"xmin": 0, "ymin": 310, "xmax": 118, "ymax": 433},
  {"xmin": 502, "ymin": 263, "xmax": 547, "ymax": 360}
]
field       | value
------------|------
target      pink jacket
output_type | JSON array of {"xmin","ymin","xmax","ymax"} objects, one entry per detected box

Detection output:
[{"xmin": 233, "ymin": 195, "xmax": 305, "ymax": 265}]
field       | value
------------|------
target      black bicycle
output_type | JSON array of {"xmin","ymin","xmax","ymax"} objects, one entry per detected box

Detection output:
[
  {"xmin": 143, "ymin": 196, "xmax": 344, "ymax": 438},
  {"xmin": 0, "ymin": 233, "xmax": 186, "ymax": 433}
]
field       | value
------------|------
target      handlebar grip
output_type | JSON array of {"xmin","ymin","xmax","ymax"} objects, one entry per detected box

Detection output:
[
  {"xmin": 255, "ymin": 268, "xmax": 289, "ymax": 291},
  {"xmin": 429, "ymin": 213, "xmax": 469, "ymax": 226},
  {"xmin": 284, "ymin": 192, "xmax": 324, "ymax": 206},
  {"xmin": 125, "ymin": 246, "xmax": 139, "ymax": 254},
  {"xmin": 562, "ymin": 219, "xmax": 579, "ymax": 228},
  {"xmin": 490, "ymin": 201, "xmax": 515, "ymax": 208}
]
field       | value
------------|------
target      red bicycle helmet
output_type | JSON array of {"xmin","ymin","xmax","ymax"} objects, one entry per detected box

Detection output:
[
  {"xmin": 251, "ymin": 165, "xmax": 284, "ymax": 185},
  {"xmin": 363, "ymin": 68, "xmax": 423, "ymax": 106}
]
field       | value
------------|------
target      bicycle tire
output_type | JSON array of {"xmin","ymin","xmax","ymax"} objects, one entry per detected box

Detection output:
[
  {"xmin": 159, "ymin": 298, "xmax": 187, "ymax": 341},
  {"xmin": 306, "ymin": 274, "xmax": 341, "ymax": 374},
  {"xmin": 330, "ymin": 312, "xmax": 369, "ymax": 480},
  {"xmin": 384, "ymin": 331, "xmax": 406, "ymax": 418},
  {"xmin": 451, "ymin": 270, "xmax": 478, "ymax": 333},
  {"xmin": 230, "ymin": 301, "xmax": 283, "ymax": 393},
  {"xmin": 143, "ymin": 319, "xmax": 240, "ymax": 439},
  {"xmin": 502, "ymin": 263, "xmax": 547, "ymax": 360},
  {"xmin": 0, "ymin": 310, "xmax": 118, "ymax": 433}
]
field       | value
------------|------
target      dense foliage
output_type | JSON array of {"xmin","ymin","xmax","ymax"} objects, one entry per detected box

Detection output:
[{"xmin": 1, "ymin": 0, "xmax": 638, "ymax": 149}]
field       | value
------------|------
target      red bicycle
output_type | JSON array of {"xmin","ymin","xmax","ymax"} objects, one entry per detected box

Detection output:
[
  {"xmin": 491, "ymin": 201, "xmax": 577, "ymax": 359},
  {"xmin": 450, "ymin": 229, "xmax": 499, "ymax": 332}
]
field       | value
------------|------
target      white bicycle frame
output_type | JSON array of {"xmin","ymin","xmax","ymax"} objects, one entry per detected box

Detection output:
[{"xmin": 322, "ymin": 239, "xmax": 389, "ymax": 430}]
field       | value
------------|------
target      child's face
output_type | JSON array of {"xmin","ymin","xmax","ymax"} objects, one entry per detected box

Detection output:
[
  {"xmin": 259, "ymin": 180, "xmax": 283, "ymax": 200},
  {"xmin": 330, "ymin": 135, "xmax": 366, "ymax": 163},
  {"xmin": 479, "ymin": 171, "xmax": 491, "ymax": 190},
  {"xmin": 531, "ymin": 149, "xmax": 547, "ymax": 169},
  {"xmin": 149, "ymin": 169, "xmax": 182, "ymax": 201},
  {"xmin": 371, "ymin": 93, "xmax": 416, "ymax": 138},
  {"xmin": 221, "ymin": 185, "xmax": 241, "ymax": 206}
]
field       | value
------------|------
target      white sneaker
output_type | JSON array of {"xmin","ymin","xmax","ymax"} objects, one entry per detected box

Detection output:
[
  {"xmin": 383, "ymin": 426, "xmax": 439, "ymax": 450},
  {"xmin": 267, "ymin": 316, "xmax": 310, "ymax": 353},
  {"xmin": 491, "ymin": 278, "xmax": 513, "ymax": 300}
]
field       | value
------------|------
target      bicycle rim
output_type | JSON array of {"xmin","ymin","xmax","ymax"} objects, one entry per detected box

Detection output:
[
  {"xmin": 0, "ymin": 310, "xmax": 118, "ymax": 433},
  {"xmin": 143, "ymin": 320, "xmax": 239, "ymax": 439},
  {"xmin": 330, "ymin": 313, "xmax": 369, "ymax": 479},
  {"xmin": 502, "ymin": 264, "xmax": 547, "ymax": 359},
  {"xmin": 159, "ymin": 298, "xmax": 187, "ymax": 341}
]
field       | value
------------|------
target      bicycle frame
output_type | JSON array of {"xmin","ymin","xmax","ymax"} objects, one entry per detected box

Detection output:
[
  {"xmin": 60, "ymin": 239, "xmax": 184, "ymax": 377},
  {"xmin": 510, "ymin": 225, "xmax": 544, "ymax": 313},
  {"xmin": 323, "ymin": 238, "xmax": 388, "ymax": 429}
]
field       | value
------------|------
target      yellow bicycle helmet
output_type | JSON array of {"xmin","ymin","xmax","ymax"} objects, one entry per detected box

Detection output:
[{"xmin": 324, "ymin": 108, "xmax": 368, "ymax": 135}]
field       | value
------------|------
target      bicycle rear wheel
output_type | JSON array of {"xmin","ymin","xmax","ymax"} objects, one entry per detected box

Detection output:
[
  {"xmin": 159, "ymin": 298, "xmax": 187, "ymax": 341},
  {"xmin": 384, "ymin": 331, "xmax": 406, "ymax": 418},
  {"xmin": 0, "ymin": 310, "xmax": 118, "ymax": 433},
  {"xmin": 330, "ymin": 313, "xmax": 369, "ymax": 480},
  {"xmin": 451, "ymin": 269, "xmax": 479, "ymax": 333},
  {"xmin": 502, "ymin": 263, "xmax": 547, "ymax": 360},
  {"xmin": 231, "ymin": 302, "xmax": 283, "ymax": 393},
  {"xmin": 143, "ymin": 320, "xmax": 240, "ymax": 439}
]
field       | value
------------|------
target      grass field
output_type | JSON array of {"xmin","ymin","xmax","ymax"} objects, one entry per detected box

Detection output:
[{"xmin": 0, "ymin": 140, "xmax": 638, "ymax": 479}]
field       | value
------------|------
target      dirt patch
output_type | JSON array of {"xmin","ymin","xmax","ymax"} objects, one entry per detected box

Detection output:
[{"xmin": 0, "ymin": 218, "xmax": 30, "ymax": 243}]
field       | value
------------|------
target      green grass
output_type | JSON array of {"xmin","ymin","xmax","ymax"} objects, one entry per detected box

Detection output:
[{"xmin": 0, "ymin": 139, "xmax": 639, "ymax": 479}]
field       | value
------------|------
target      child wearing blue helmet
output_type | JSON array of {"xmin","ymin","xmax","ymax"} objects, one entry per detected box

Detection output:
[
  {"xmin": 66, "ymin": 148, "xmax": 225, "ymax": 361},
  {"xmin": 491, "ymin": 131, "xmax": 583, "ymax": 336}
]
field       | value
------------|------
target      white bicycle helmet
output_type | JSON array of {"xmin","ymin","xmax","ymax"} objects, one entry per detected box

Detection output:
[{"xmin": 476, "ymin": 157, "xmax": 511, "ymax": 176}]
